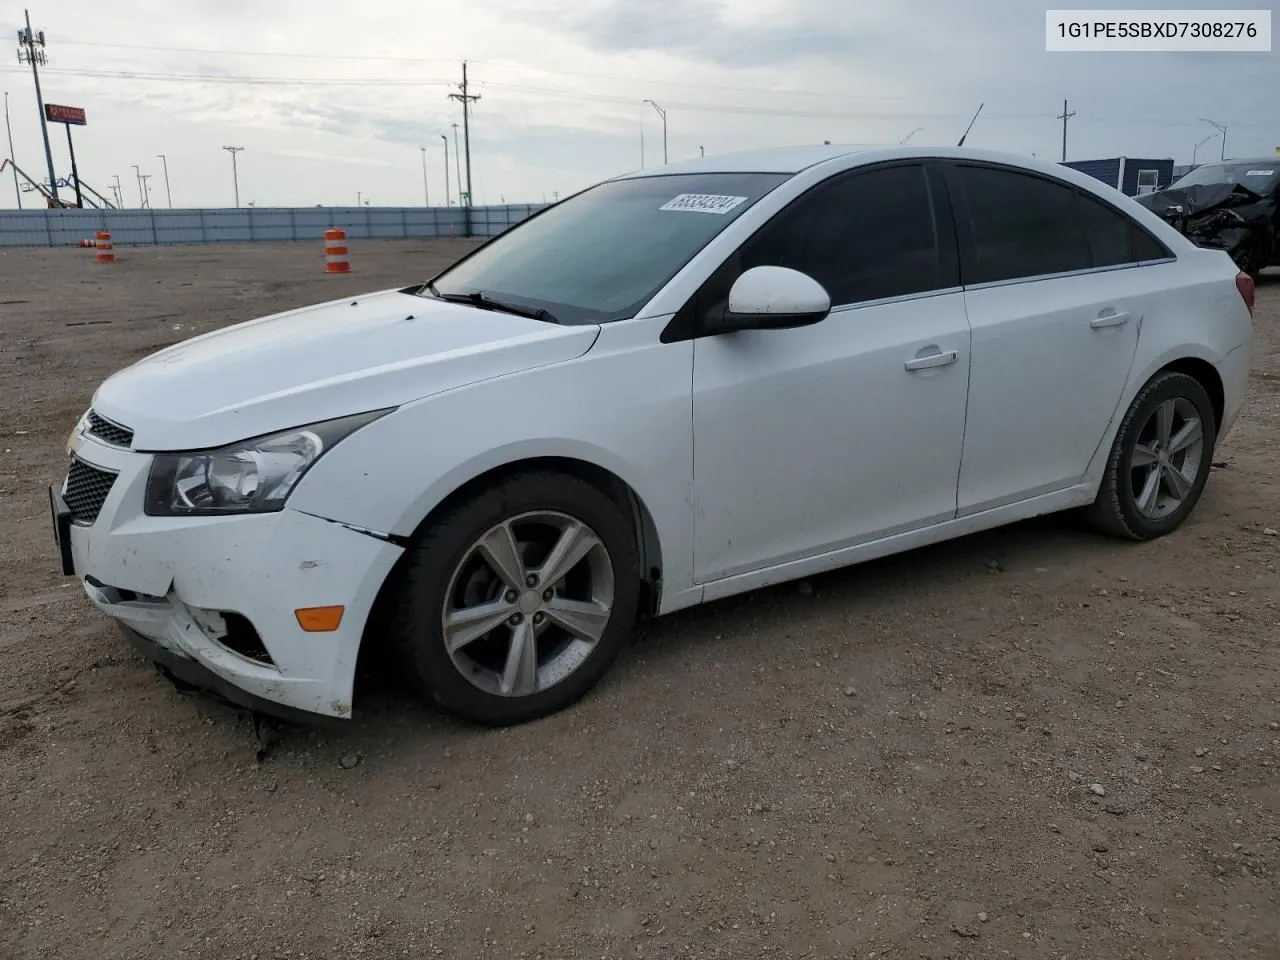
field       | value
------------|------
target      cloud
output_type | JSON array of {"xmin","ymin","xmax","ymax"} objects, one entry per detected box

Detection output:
[{"xmin": 0, "ymin": 0, "xmax": 1276, "ymax": 209}]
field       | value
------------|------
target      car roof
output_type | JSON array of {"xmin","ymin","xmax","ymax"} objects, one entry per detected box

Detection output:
[{"xmin": 609, "ymin": 144, "xmax": 1120, "ymax": 183}]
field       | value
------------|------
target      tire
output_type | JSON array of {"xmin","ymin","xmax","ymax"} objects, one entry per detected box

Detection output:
[
  {"xmin": 1232, "ymin": 242, "xmax": 1263, "ymax": 280},
  {"xmin": 389, "ymin": 471, "xmax": 642, "ymax": 726},
  {"xmin": 1083, "ymin": 371, "xmax": 1217, "ymax": 541}
]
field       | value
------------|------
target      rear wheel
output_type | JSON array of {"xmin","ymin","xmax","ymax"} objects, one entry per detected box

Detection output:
[
  {"xmin": 389, "ymin": 471, "xmax": 642, "ymax": 725},
  {"xmin": 1083, "ymin": 371, "xmax": 1217, "ymax": 540}
]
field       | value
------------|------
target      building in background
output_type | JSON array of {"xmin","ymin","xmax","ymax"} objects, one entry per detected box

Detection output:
[{"xmin": 1062, "ymin": 157, "xmax": 1175, "ymax": 196}]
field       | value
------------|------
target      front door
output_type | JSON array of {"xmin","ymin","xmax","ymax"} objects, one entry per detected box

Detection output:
[{"xmin": 688, "ymin": 162, "xmax": 973, "ymax": 583}]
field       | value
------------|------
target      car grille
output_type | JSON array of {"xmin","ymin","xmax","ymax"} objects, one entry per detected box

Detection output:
[
  {"xmin": 86, "ymin": 410, "xmax": 133, "ymax": 448},
  {"xmin": 63, "ymin": 456, "xmax": 118, "ymax": 525}
]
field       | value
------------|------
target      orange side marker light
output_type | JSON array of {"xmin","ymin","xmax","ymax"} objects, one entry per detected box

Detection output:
[{"xmin": 295, "ymin": 605, "xmax": 345, "ymax": 632}]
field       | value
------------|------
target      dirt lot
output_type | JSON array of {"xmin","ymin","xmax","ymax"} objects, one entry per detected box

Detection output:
[{"xmin": 1, "ymin": 240, "xmax": 1278, "ymax": 960}]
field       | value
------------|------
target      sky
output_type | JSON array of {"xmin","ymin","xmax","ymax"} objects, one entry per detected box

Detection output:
[{"xmin": 1, "ymin": 0, "xmax": 1277, "ymax": 209}]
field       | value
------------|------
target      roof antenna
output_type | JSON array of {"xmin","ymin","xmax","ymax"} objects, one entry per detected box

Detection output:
[{"xmin": 957, "ymin": 103, "xmax": 984, "ymax": 147}]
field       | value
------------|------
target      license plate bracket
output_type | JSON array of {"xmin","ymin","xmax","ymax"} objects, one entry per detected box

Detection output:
[{"xmin": 49, "ymin": 484, "xmax": 75, "ymax": 576}]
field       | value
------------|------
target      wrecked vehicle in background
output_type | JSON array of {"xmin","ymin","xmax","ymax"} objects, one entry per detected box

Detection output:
[{"xmin": 1134, "ymin": 159, "xmax": 1279, "ymax": 277}]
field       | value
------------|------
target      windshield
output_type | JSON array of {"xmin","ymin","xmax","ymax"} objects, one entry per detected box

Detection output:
[
  {"xmin": 425, "ymin": 171, "xmax": 790, "ymax": 324},
  {"xmin": 1168, "ymin": 161, "xmax": 1280, "ymax": 194}
]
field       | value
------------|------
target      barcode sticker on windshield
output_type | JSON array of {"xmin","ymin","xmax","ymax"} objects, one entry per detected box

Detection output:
[
  {"xmin": 660, "ymin": 193, "xmax": 749, "ymax": 214},
  {"xmin": 1245, "ymin": 169, "xmax": 1276, "ymax": 176}
]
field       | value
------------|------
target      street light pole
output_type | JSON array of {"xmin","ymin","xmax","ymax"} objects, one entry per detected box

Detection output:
[
  {"xmin": 1192, "ymin": 134, "xmax": 1214, "ymax": 165},
  {"xmin": 1199, "ymin": 118, "xmax": 1227, "ymax": 161},
  {"xmin": 131, "ymin": 164, "xmax": 144, "ymax": 207},
  {"xmin": 420, "ymin": 146, "xmax": 429, "ymax": 206},
  {"xmin": 4, "ymin": 91, "xmax": 20, "ymax": 208},
  {"xmin": 440, "ymin": 134, "xmax": 451, "ymax": 206},
  {"xmin": 644, "ymin": 100, "xmax": 667, "ymax": 164},
  {"xmin": 451, "ymin": 123, "xmax": 462, "ymax": 203},
  {"xmin": 156, "ymin": 154, "xmax": 172, "ymax": 207},
  {"xmin": 222, "ymin": 146, "xmax": 243, "ymax": 207}
]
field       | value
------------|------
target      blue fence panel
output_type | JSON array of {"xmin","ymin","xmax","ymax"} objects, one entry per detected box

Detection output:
[{"xmin": 0, "ymin": 203, "xmax": 551, "ymax": 247}]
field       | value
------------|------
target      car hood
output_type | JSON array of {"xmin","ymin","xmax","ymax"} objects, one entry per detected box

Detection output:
[
  {"xmin": 1134, "ymin": 182, "xmax": 1264, "ymax": 218},
  {"xmin": 90, "ymin": 288, "xmax": 601, "ymax": 450}
]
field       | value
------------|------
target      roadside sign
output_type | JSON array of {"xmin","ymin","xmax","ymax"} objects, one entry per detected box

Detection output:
[{"xmin": 45, "ymin": 104, "xmax": 86, "ymax": 125}]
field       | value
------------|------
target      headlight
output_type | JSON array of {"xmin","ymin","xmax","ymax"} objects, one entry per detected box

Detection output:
[{"xmin": 143, "ymin": 409, "xmax": 391, "ymax": 517}]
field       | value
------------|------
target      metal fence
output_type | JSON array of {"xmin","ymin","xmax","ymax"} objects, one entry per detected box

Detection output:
[{"xmin": 0, "ymin": 203, "xmax": 550, "ymax": 247}]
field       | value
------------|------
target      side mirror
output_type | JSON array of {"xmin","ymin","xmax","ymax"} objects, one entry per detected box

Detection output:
[{"xmin": 714, "ymin": 266, "xmax": 831, "ymax": 334}]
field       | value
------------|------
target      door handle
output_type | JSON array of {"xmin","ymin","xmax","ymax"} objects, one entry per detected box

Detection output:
[
  {"xmin": 1090, "ymin": 309, "xmax": 1131, "ymax": 329},
  {"xmin": 904, "ymin": 349, "xmax": 959, "ymax": 371}
]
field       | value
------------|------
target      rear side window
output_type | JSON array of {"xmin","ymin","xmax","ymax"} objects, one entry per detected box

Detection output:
[
  {"xmin": 737, "ymin": 164, "xmax": 947, "ymax": 305},
  {"xmin": 955, "ymin": 165, "xmax": 1092, "ymax": 283},
  {"xmin": 1076, "ymin": 190, "xmax": 1173, "ymax": 266},
  {"xmin": 1076, "ymin": 191, "xmax": 1134, "ymax": 267},
  {"xmin": 1129, "ymin": 222, "xmax": 1172, "ymax": 261}
]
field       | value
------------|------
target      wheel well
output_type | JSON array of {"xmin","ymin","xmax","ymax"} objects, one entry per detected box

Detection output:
[
  {"xmin": 362, "ymin": 457, "xmax": 665, "ymax": 658},
  {"xmin": 1160, "ymin": 357, "xmax": 1224, "ymax": 430}
]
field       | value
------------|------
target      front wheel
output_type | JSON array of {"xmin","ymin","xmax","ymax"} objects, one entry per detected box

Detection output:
[
  {"xmin": 389, "ymin": 471, "xmax": 642, "ymax": 725},
  {"xmin": 1232, "ymin": 241, "xmax": 1263, "ymax": 280},
  {"xmin": 1083, "ymin": 371, "xmax": 1218, "ymax": 541}
]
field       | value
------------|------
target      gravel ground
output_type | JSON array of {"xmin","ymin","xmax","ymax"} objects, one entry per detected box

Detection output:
[{"xmin": 1, "ymin": 240, "xmax": 1278, "ymax": 960}]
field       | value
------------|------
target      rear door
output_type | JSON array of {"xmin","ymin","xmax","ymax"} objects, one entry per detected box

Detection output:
[{"xmin": 945, "ymin": 162, "xmax": 1164, "ymax": 515}]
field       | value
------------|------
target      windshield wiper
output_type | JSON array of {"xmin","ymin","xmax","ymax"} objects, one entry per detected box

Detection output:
[{"xmin": 426, "ymin": 283, "xmax": 559, "ymax": 324}]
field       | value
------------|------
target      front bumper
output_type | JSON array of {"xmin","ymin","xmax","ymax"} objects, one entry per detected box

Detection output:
[{"xmin": 54, "ymin": 431, "xmax": 404, "ymax": 721}]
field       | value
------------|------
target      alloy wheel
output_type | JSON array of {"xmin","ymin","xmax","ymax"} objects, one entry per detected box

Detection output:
[
  {"xmin": 441, "ymin": 511, "xmax": 615, "ymax": 698},
  {"xmin": 1128, "ymin": 397, "xmax": 1205, "ymax": 521}
]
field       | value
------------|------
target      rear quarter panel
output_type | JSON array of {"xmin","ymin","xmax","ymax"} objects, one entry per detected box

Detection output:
[{"xmin": 1081, "ymin": 246, "xmax": 1253, "ymax": 483}]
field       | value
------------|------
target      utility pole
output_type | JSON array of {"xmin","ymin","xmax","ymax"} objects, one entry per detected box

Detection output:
[
  {"xmin": 16, "ymin": 9, "xmax": 57, "ymax": 203},
  {"xmin": 1056, "ymin": 99, "xmax": 1074, "ymax": 162},
  {"xmin": 439, "ymin": 134, "xmax": 451, "ymax": 206},
  {"xmin": 1200, "ymin": 118, "xmax": 1227, "ymax": 160},
  {"xmin": 357, "ymin": 190, "xmax": 362, "ymax": 207},
  {"xmin": 131, "ymin": 164, "xmax": 144, "ymax": 207},
  {"xmin": 419, "ymin": 145, "xmax": 429, "ymax": 206},
  {"xmin": 140, "ymin": 173, "xmax": 152, "ymax": 209},
  {"xmin": 156, "ymin": 154, "xmax": 172, "ymax": 207},
  {"xmin": 222, "ymin": 145, "xmax": 243, "ymax": 207},
  {"xmin": 4, "ymin": 90, "xmax": 20, "ymax": 208},
  {"xmin": 448, "ymin": 60, "xmax": 480, "ymax": 217},
  {"xmin": 644, "ymin": 100, "xmax": 667, "ymax": 164}
]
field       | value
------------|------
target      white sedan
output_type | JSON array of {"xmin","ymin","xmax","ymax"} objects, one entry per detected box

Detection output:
[{"xmin": 52, "ymin": 144, "xmax": 1255, "ymax": 726}]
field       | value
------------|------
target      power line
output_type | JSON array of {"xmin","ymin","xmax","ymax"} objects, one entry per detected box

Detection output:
[
  {"xmin": 3, "ymin": 62, "xmax": 1275, "ymax": 134},
  {"xmin": 1, "ymin": 66, "xmax": 454, "ymax": 87},
  {"xmin": 55, "ymin": 38, "xmax": 459, "ymax": 64}
]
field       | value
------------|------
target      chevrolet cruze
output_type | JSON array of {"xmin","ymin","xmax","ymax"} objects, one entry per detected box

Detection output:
[{"xmin": 52, "ymin": 144, "xmax": 1255, "ymax": 726}]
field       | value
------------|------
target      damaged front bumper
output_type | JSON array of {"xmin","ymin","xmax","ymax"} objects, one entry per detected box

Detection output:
[{"xmin": 52, "ymin": 431, "xmax": 405, "ymax": 723}]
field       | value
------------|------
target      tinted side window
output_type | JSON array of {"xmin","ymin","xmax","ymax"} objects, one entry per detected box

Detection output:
[
  {"xmin": 1074, "ymin": 190, "xmax": 1174, "ymax": 267},
  {"xmin": 1130, "ymin": 223, "xmax": 1172, "ymax": 261},
  {"xmin": 1076, "ymin": 191, "xmax": 1134, "ymax": 267},
  {"xmin": 957, "ymin": 166, "xmax": 1091, "ymax": 283},
  {"xmin": 738, "ymin": 164, "xmax": 946, "ymax": 305}
]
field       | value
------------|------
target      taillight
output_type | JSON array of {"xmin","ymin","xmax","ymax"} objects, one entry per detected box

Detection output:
[{"xmin": 1236, "ymin": 271, "xmax": 1255, "ymax": 317}]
